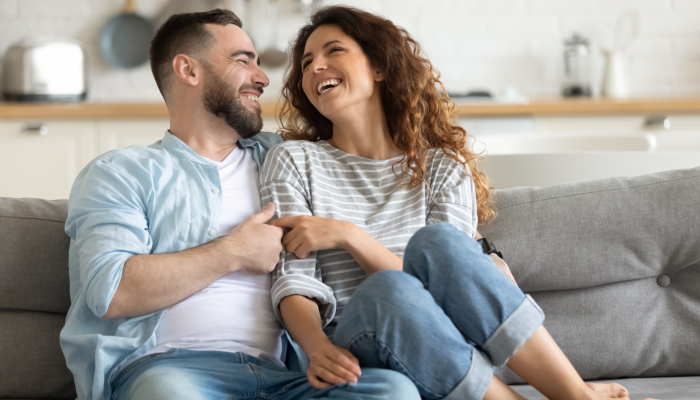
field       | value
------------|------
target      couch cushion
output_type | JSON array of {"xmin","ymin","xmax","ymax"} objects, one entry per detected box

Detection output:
[
  {"xmin": 0, "ymin": 309, "xmax": 76, "ymax": 399},
  {"xmin": 479, "ymin": 167, "xmax": 700, "ymax": 383},
  {"xmin": 0, "ymin": 198, "xmax": 70, "ymax": 314},
  {"xmin": 511, "ymin": 376, "xmax": 700, "ymax": 400}
]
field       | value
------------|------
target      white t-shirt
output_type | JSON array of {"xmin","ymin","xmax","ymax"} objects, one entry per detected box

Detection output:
[{"xmin": 120, "ymin": 146, "xmax": 285, "ymax": 373}]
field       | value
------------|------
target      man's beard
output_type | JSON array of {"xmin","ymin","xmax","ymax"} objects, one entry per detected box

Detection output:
[{"xmin": 202, "ymin": 63, "xmax": 263, "ymax": 139}]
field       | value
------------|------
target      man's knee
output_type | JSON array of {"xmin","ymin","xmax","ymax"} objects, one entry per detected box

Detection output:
[{"xmin": 354, "ymin": 368, "xmax": 420, "ymax": 400}]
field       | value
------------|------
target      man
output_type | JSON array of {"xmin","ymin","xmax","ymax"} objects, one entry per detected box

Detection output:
[{"xmin": 60, "ymin": 9, "xmax": 419, "ymax": 400}]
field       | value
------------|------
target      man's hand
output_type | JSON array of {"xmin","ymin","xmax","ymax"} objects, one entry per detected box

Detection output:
[
  {"xmin": 220, "ymin": 202, "xmax": 284, "ymax": 274},
  {"xmin": 271, "ymin": 216, "xmax": 352, "ymax": 259},
  {"xmin": 306, "ymin": 340, "xmax": 362, "ymax": 389}
]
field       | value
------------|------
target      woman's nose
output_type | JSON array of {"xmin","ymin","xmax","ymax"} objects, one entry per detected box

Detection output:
[{"xmin": 310, "ymin": 58, "xmax": 328, "ymax": 73}]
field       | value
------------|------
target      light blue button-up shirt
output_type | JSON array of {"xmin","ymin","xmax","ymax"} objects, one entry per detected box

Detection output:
[{"xmin": 60, "ymin": 130, "xmax": 283, "ymax": 400}]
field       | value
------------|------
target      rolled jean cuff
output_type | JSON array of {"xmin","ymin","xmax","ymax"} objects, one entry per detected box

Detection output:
[
  {"xmin": 444, "ymin": 348, "xmax": 493, "ymax": 400},
  {"xmin": 482, "ymin": 294, "xmax": 545, "ymax": 367}
]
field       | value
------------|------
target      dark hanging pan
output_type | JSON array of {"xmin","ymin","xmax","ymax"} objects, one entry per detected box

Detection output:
[{"xmin": 99, "ymin": 0, "xmax": 155, "ymax": 69}]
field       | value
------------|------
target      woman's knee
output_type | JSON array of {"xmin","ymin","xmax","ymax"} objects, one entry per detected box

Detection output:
[{"xmin": 404, "ymin": 223, "xmax": 483, "ymax": 276}]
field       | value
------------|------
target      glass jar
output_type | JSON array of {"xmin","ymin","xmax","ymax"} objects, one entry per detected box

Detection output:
[{"xmin": 562, "ymin": 33, "xmax": 592, "ymax": 97}]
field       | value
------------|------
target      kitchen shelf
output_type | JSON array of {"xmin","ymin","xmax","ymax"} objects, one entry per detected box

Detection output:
[
  {"xmin": 452, "ymin": 97, "xmax": 700, "ymax": 117},
  {"xmin": 1, "ymin": 97, "xmax": 700, "ymax": 120}
]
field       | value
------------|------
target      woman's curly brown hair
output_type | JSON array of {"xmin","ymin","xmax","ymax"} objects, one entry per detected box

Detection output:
[{"xmin": 278, "ymin": 6, "xmax": 495, "ymax": 224}]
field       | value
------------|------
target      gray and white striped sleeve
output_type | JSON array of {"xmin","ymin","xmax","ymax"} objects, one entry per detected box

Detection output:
[
  {"xmin": 426, "ymin": 153, "xmax": 478, "ymax": 238},
  {"xmin": 259, "ymin": 145, "xmax": 336, "ymax": 328}
]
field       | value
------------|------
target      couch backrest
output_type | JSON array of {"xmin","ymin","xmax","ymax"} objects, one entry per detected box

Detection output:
[
  {"xmin": 0, "ymin": 198, "xmax": 76, "ymax": 399},
  {"xmin": 480, "ymin": 167, "xmax": 700, "ymax": 384}
]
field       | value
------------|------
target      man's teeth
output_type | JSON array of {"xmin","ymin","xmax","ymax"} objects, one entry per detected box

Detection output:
[
  {"xmin": 243, "ymin": 95, "xmax": 259, "ymax": 102},
  {"xmin": 318, "ymin": 79, "xmax": 340, "ymax": 94}
]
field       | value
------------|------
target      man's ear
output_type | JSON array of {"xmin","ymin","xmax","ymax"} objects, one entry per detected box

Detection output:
[{"xmin": 172, "ymin": 54, "xmax": 200, "ymax": 87}]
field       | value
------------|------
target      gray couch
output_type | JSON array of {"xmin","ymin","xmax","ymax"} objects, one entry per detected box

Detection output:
[{"xmin": 1, "ymin": 167, "xmax": 699, "ymax": 400}]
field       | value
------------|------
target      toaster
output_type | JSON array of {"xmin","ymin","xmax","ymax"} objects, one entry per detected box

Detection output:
[{"xmin": 1, "ymin": 38, "xmax": 87, "ymax": 102}]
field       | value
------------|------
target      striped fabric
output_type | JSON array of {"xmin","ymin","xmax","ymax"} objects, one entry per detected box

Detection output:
[{"xmin": 260, "ymin": 140, "xmax": 478, "ymax": 338}]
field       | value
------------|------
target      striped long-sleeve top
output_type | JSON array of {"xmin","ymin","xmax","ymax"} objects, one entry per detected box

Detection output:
[{"xmin": 260, "ymin": 140, "xmax": 478, "ymax": 338}]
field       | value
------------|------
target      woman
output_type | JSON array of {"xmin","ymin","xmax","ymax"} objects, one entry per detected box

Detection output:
[{"xmin": 260, "ymin": 6, "xmax": 650, "ymax": 400}]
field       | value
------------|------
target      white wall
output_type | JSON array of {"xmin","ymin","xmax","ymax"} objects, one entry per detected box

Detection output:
[{"xmin": 1, "ymin": 0, "xmax": 698, "ymax": 102}]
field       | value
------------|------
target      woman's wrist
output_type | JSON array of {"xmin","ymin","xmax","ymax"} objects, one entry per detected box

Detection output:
[
  {"xmin": 338, "ymin": 221, "xmax": 365, "ymax": 252},
  {"xmin": 300, "ymin": 331, "xmax": 334, "ymax": 356}
]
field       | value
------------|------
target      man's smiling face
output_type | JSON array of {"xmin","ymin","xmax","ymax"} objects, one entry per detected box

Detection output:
[{"xmin": 201, "ymin": 24, "xmax": 270, "ymax": 138}]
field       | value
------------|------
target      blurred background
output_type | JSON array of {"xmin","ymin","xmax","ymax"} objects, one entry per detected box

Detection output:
[{"xmin": 1, "ymin": 0, "xmax": 700, "ymax": 199}]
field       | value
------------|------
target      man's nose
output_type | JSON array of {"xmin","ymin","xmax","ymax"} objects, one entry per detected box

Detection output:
[{"xmin": 252, "ymin": 63, "xmax": 270, "ymax": 88}]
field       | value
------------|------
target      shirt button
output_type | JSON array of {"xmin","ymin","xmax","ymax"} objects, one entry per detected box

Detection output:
[
  {"xmin": 212, "ymin": 188, "xmax": 220, "ymax": 194},
  {"xmin": 208, "ymin": 229, "xmax": 217, "ymax": 236}
]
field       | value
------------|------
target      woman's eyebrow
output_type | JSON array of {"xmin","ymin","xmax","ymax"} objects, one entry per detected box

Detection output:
[{"xmin": 301, "ymin": 40, "xmax": 344, "ymax": 61}]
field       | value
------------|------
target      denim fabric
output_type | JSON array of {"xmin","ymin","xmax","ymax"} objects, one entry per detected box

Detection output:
[
  {"xmin": 110, "ymin": 349, "xmax": 420, "ymax": 400},
  {"xmin": 332, "ymin": 223, "xmax": 544, "ymax": 400},
  {"xmin": 60, "ymin": 130, "xmax": 284, "ymax": 400}
]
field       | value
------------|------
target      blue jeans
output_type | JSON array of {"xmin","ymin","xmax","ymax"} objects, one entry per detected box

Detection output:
[
  {"xmin": 110, "ymin": 348, "xmax": 419, "ymax": 400},
  {"xmin": 333, "ymin": 223, "xmax": 544, "ymax": 400}
]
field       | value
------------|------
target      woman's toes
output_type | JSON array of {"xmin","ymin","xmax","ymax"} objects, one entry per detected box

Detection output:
[{"xmin": 586, "ymin": 382, "xmax": 628, "ymax": 398}]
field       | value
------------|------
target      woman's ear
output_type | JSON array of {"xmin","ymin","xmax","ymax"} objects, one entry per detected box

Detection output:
[
  {"xmin": 172, "ymin": 54, "xmax": 200, "ymax": 87},
  {"xmin": 374, "ymin": 69, "xmax": 385, "ymax": 82}
]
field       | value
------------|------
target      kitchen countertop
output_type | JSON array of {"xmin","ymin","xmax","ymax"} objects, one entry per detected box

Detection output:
[{"xmin": 1, "ymin": 97, "xmax": 700, "ymax": 120}]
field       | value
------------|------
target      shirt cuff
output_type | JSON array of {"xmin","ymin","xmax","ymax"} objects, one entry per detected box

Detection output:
[{"xmin": 271, "ymin": 275, "xmax": 336, "ymax": 329}]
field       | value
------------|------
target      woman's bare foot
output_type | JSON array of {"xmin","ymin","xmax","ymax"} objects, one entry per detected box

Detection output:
[
  {"xmin": 540, "ymin": 382, "xmax": 660, "ymax": 400},
  {"xmin": 586, "ymin": 382, "xmax": 628, "ymax": 398},
  {"xmin": 585, "ymin": 382, "xmax": 658, "ymax": 400}
]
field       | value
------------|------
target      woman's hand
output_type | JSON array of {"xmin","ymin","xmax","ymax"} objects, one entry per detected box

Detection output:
[
  {"xmin": 490, "ymin": 254, "xmax": 518, "ymax": 286},
  {"xmin": 271, "ymin": 216, "xmax": 355, "ymax": 258},
  {"xmin": 475, "ymin": 230, "xmax": 518, "ymax": 286},
  {"xmin": 272, "ymin": 215, "xmax": 402, "ymax": 274},
  {"xmin": 305, "ymin": 340, "xmax": 362, "ymax": 389}
]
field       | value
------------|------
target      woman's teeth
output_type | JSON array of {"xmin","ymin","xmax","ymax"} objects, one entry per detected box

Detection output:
[
  {"xmin": 318, "ymin": 79, "xmax": 341, "ymax": 95},
  {"xmin": 243, "ymin": 95, "xmax": 259, "ymax": 102}
]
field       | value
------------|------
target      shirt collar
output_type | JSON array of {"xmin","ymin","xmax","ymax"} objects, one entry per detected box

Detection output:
[
  {"xmin": 160, "ymin": 130, "xmax": 265, "ymax": 166},
  {"xmin": 238, "ymin": 137, "xmax": 262, "ymax": 149},
  {"xmin": 160, "ymin": 130, "xmax": 215, "ymax": 167}
]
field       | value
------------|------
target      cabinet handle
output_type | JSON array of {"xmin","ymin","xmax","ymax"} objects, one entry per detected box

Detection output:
[
  {"xmin": 22, "ymin": 121, "xmax": 49, "ymax": 136},
  {"xmin": 643, "ymin": 115, "xmax": 671, "ymax": 131}
]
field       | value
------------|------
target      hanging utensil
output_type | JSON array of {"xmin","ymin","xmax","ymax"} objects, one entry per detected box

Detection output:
[
  {"xmin": 613, "ymin": 10, "xmax": 640, "ymax": 52},
  {"xmin": 260, "ymin": 0, "xmax": 288, "ymax": 68},
  {"xmin": 99, "ymin": 0, "xmax": 155, "ymax": 69}
]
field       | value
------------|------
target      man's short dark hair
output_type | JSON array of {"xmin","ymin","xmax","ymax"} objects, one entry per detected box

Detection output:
[{"xmin": 150, "ymin": 8, "xmax": 242, "ymax": 101}]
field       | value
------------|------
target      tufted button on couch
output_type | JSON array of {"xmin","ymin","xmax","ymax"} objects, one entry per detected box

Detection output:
[{"xmin": 1, "ymin": 167, "xmax": 699, "ymax": 400}]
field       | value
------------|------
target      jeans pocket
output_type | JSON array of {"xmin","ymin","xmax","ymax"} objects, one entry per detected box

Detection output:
[{"xmin": 111, "ymin": 349, "xmax": 176, "ymax": 395}]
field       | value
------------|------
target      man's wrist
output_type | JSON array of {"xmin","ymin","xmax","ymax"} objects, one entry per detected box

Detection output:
[{"xmin": 203, "ymin": 237, "xmax": 241, "ymax": 273}]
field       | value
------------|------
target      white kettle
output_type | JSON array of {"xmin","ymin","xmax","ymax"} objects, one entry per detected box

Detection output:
[{"xmin": 602, "ymin": 50, "xmax": 629, "ymax": 99}]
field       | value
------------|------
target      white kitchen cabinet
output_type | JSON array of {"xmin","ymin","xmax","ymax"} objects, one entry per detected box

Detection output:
[
  {"xmin": 97, "ymin": 119, "xmax": 170, "ymax": 155},
  {"xmin": 1, "ymin": 113, "xmax": 698, "ymax": 200},
  {"xmin": 0, "ymin": 120, "xmax": 96, "ymax": 200}
]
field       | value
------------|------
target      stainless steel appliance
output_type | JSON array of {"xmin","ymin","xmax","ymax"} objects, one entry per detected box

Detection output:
[
  {"xmin": 1, "ymin": 38, "xmax": 87, "ymax": 102},
  {"xmin": 562, "ymin": 33, "xmax": 592, "ymax": 98}
]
